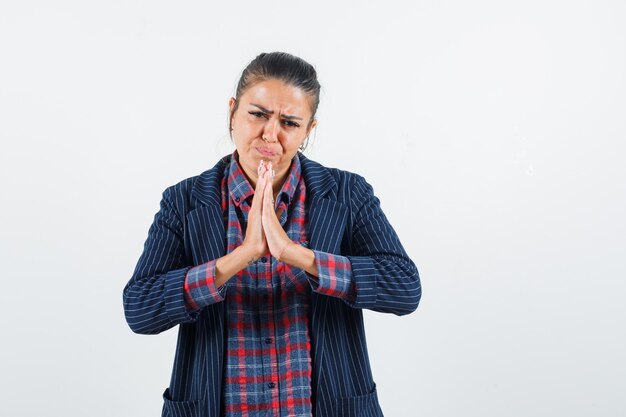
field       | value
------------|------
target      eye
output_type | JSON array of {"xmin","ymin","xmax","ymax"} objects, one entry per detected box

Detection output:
[
  {"xmin": 249, "ymin": 111, "xmax": 267, "ymax": 119},
  {"xmin": 283, "ymin": 120, "xmax": 300, "ymax": 128}
]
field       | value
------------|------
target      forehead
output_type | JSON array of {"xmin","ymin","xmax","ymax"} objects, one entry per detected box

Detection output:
[{"xmin": 240, "ymin": 79, "xmax": 311, "ymax": 116}]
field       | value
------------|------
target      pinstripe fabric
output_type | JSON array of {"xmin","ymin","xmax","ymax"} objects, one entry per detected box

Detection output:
[{"xmin": 123, "ymin": 151, "xmax": 422, "ymax": 417}]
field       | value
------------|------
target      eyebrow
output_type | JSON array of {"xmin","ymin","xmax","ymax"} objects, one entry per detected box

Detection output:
[{"xmin": 249, "ymin": 103, "xmax": 303, "ymax": 121}]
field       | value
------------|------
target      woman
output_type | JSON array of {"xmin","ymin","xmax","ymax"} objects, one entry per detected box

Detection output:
[{"xmin": 123, "ymin": 52, "xmax": 421, "ymax": 417}]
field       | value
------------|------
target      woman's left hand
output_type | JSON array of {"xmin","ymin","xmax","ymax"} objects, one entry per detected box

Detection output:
[{"xmin": 261, "ymin": 165, "xmax": 293, "ymax": 260}]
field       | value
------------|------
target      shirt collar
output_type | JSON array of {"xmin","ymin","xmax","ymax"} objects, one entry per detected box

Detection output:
[{"xmin": 227, "ymin": 149, "xmax": 302, "ymax": 208}]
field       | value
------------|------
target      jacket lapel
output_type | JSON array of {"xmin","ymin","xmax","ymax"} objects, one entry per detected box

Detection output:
[
  {"xmin": 185, "ymin": 156, "xmax": 230, "ymax": 416},
  {"xmin": 186, "ymin": 155, "xmax": 230, "ymax": 265},
  {"xmin": 299, "ymin": 153, "xmax": 350, "ymax": 414},
  {"xmin": 299, "ymin": 152, "xmax": 349, "ymax": 252}
]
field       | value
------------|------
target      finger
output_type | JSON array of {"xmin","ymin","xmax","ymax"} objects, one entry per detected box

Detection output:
[
  {"xmin": 250, "ymin": 161, "xmax": 268, "ymax": 211},
  {"xmin": 250, "ymin": 181, "xmax": 264, "ymax": 214},
  {"xmin": 256, "ymin": 160, "xmax": 268, "ymax": 187},
  {"xmin": 257, "ymin": 159, "xmax": 267, "ymax": 177},
  {"xmin": 263, "ymin": 169, "xmax": 274, "ymax": 210}
]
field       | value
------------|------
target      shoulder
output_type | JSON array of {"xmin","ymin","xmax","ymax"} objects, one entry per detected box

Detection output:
[
  {"xmin": 298, "ymin": 152, "xmax": 371, "ymax": 195},
  {"xmin": 159, "ymin": 153, "xmax": 231, "ymax": 212}
]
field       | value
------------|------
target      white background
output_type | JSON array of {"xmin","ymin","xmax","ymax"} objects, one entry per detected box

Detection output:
[{"xmin": 1, "ymin": 1, "xmax": 625, "ymax": 416}]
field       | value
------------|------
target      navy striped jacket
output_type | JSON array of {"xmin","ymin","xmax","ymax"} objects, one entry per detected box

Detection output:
[{"xmin": 123, "ymin": 152, "xmax": 422, "ymax": 417}]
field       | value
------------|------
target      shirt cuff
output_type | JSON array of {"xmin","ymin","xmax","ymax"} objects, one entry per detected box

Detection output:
[
  {"xmin": 307, "ymin": 250, "xmax": 356, "ymax": 301},
  {"xmin": 183, "ymin": 259, "xmax": 227, "ymax": 311}
]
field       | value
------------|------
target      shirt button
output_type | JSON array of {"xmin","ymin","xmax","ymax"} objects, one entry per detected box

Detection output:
[
  {"xmin": 260, "ymin": 257, "xmax": 267, "ymax": 263},
  {"xmin": 234, "ymin": 196, "xmax": 240, "ymax": 202},
  {"xmin": 264, "ymin": 338, "xmax": 272, "ymax": 344},
  {"xmin": 268, "ymin": 382, "xmax": 276, "ymax": 389}
]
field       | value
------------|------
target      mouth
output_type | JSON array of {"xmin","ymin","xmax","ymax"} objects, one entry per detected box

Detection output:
[{"xmin": 256, "ymin": 147, "xmax": 277, "ymax": 157}]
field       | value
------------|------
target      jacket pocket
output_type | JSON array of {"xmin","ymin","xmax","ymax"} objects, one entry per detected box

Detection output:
[
  {"xmin": 161, "ymin": 387, "xmax": 201, "ymax": 417},
  {"xmin": 333, "ymin": 383, "xmax": 383, "ymax": 417}
]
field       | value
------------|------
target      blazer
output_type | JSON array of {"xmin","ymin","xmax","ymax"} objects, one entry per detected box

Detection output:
[{"xmin": 123, "ymin": 152, "xmax": 422, "ymax": 417}]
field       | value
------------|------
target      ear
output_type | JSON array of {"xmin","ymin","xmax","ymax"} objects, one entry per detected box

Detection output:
[
  {"xmin": 307, "ymin": 118, "xmax": 317, "ymax": 135},
  {"xmin": 228, "ymin": 97, "xmax": 237, "ymax": 132}
]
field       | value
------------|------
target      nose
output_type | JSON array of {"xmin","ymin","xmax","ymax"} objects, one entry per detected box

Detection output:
[{"xmin": 262, "ymin": 118, "xmax": 280, "ymax": 142}]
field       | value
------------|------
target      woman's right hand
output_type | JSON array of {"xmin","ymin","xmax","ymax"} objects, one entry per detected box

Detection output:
[{"xmin": 241, "ymin": 159, "xmax": 270, "ymax": 260}]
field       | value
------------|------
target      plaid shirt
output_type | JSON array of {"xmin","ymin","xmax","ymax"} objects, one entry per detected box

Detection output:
[{"xmin": 183, "ymin": 150, "xmax": 356, "ymax": 417}]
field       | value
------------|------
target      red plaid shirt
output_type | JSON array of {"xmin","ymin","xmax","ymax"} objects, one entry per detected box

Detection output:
[{"xmin": 183, "ymin": 150, "xmax": 356, "ymax": 417}]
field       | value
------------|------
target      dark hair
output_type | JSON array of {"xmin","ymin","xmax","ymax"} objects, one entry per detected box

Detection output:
[{"xmin": 229, "ymin": 52, "xmax": 321, "ymax": 149}]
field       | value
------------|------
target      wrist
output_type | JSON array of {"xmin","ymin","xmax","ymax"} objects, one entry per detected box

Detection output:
[
  {"xmin": 276, "ymin": 240, "xmax": 293, "ymax": 262},
  {"xmin": 238, "ymin": 243, "xmax": 263, "ymax": 265},
  {"xmin": 279, "ymin": 242, "xmax": 315, "ymax": 273}
]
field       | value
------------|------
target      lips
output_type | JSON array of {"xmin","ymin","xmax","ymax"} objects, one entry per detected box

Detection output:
[{"xmin": 256, "ymin": 147, "xmax": 276, "ymax": 157}]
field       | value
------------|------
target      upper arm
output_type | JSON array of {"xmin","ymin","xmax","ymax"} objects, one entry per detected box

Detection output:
[
  {"xmin": 345, "ymin": 173, "xmax": 421, "ymax": 315},
  {"xmin": 123, "ymin": 185, "xmax": 199, "ymax": 334}
]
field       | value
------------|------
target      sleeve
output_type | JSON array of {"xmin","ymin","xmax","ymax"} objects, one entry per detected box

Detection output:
[
  {"xmin": 306, "ymin": 250, "xmax": 356, "ymax": 302},
  {"xmin": 122, "ymin": 186, "xmax": 220, "ymax": 335},
  {"xmin": 342, "ymin": 174, "xmax": 422, "ymax": 316},
  {"xmin": 183, "ymin": 260, "xmax": 227, "ymax": 311}
]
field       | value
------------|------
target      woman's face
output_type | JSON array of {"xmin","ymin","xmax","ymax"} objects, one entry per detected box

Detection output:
[{"xmin": 229, "ymin": 78, "xmax": 316, "ymax": 186}]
